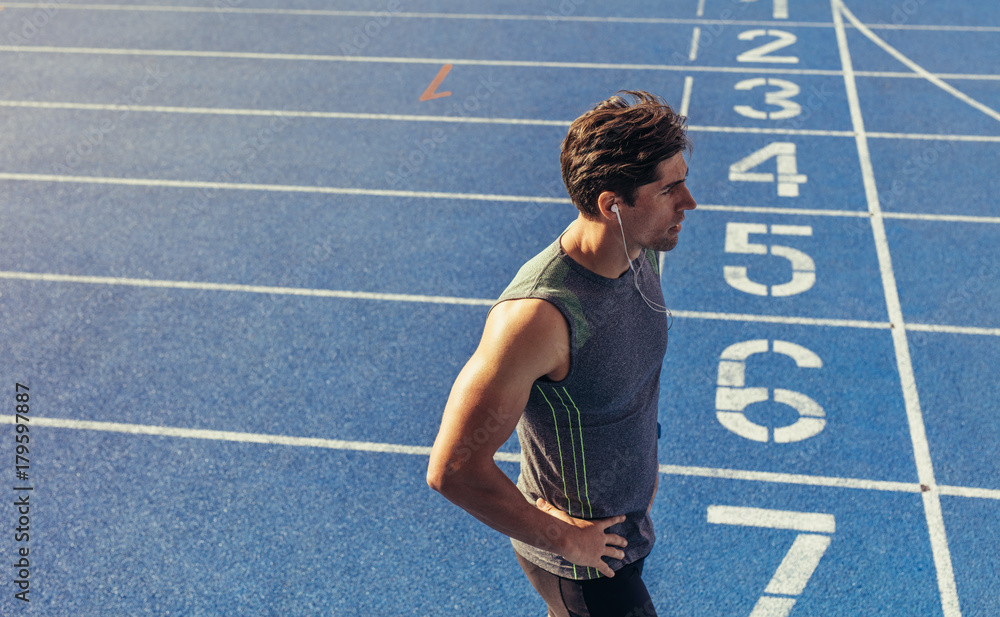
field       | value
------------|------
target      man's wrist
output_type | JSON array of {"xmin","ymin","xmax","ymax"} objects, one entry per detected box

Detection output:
[{"xmin": 533, "ymin": 514, "xmax": 572, "ymax": 555}]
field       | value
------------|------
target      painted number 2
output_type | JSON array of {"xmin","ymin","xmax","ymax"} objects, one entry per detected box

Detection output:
[
  {"xmin": 737, "ymin": 30, "xmax": 799, "ymax": 64},
  {"xmin": 709, "ymin": 505, "xmax": 834, "ymax": 617}
]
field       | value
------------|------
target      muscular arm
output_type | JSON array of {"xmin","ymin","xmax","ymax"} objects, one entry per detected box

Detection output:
[{"xmin": 427, "ymin": 299, "xmax": 627, "ymax": 577}]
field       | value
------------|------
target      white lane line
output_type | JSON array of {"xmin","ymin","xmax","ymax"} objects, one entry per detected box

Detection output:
[
  {"xmin": 696, "ymin": 204, "xmax": 869, "ymax": 217},
  {"xmin": 881, "ymin": 212, "xmax": 1000, "ymax": 225},
  {"xmin": 0, "ymin": 3, "xmax": 830, "ymax": 27},
  {"xmin": 0, "ymin": 413, "xmax": 519, "ymax": 458},
  {"xmin": 5, "ymin": 45, "xmax": 999, "ymax": 81},
  {"xmin": 8, "ymin": 270, "xmax": 1000, "ymax": 336},
  {"xmin": 10, "ymin": 4, "xmax": 996, "ymax": 32},
  {"xmin": 0, "ymin": 172, "xmax": 571, "ymax": 204},
  {"xmin": 865, "ymin": 23, "xmax": 1000, "ymax": 33},
  {"xmin": 939, "ymin": 485, "xmax": 1000, "ymax": 500},
  {"xmin": 2, "ymin": 172, "xmax": 998, "ymax": 226},
  {"xmin": 695, "ymin": 127, "xmax": 999, "ymax": 142},
  {"xmin": 660, "ymin": 463, "xmax": 920, "ymax": 493},
  {"xmin": 8, "ymin": 100, "xmax": 1000, "ymax": 143},
  {"xmin": 701, "ymin": 205, "xmax": 1000, "ymax": 226},
  {"xmin": 869, "ymin": 132, "xmax": 1000, "ymax": 143},
  {"xmin": 0, "ymin": 271, "xmax": 496, "ymax": 307},
  {"xmin": 0, "ymin": 100, "xmax": 572, "ymax": 126},
  {"xmin": 688, "ymin": 27, "xmax": 701, "ymax": 62},
  {"xmin": 689, "ymin": 125, "xmax": 854, "ymax": 137},
  {"xmin": 670, "ymin": 309, "xmax": 889, "ymax": 330},
  {"xmin": 833, "ymin": 3, "xmax": 961, "ymax": 615},
  {"xmin": 842, "ymin": 4, "xmax": 1000, "ymax": 125},
  {"xmin": 0, "ymin": 45, "xmax": 843, "ymax": 75},
  {"xmin": 680, "ymin": 76, "xmax": 694, "ymax": 118},
  {"xmin": 7, "ymin": 415, "xmax": 999, "ymax": 500},
  {"xmin": 906, "ymin": 323, "xmax": 1000, "ymax": 337},
  {"xmin": 857, "ymin": 71, "xmax": 1000, "ymax": 82}
]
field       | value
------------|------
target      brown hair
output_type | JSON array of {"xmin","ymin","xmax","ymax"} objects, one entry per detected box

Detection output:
[{"xmin": 560, "ymin": 90, "xmax": 690, "ymax": 219}]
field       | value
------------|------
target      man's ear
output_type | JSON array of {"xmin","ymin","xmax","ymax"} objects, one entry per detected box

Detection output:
[{"xmin": 596, "ymin": 191, "xmax": 623, "ymax": 221}]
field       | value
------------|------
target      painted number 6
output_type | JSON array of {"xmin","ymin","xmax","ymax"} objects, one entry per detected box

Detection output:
[{"xmin": 716, "ymin": 339, "xmax": 825, "ymax": 443}]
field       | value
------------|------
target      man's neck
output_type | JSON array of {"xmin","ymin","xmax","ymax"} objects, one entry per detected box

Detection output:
[{"xmin": 559, "ymin": 214, "xmax": 638, "ymax": 279}]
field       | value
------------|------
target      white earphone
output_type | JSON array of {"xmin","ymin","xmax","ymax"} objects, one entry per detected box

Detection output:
[{"xmin": 611, "ymin": 202, "xmax": 672, "ymax": 322}]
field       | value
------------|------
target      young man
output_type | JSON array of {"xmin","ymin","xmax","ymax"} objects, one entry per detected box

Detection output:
[{"xmin": 427, "ymin": 91, "xmax": 696, "ymax": 617}]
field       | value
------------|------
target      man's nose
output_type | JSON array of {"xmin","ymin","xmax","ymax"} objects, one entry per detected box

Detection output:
[{"xmin": 680, "ymin": 186, "xmax": 697, "ymax": 210}]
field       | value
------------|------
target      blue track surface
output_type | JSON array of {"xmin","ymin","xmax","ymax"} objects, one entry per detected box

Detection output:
[{"xmin": 1, "ymin": 1, "xmax": 998, "ymax": 615}]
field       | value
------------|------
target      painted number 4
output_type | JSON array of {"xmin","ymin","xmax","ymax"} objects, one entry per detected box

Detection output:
[
  {"xmin": 730, "ymin": 142, "xmax": 807, "ymax": 197},
  {"xmin": 709, "ymin": 506, "xmax": 834, "ymax": 617}
]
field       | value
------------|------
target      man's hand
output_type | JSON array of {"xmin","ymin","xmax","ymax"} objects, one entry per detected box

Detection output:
[{"xmin": 534, "ymin": 498, "xmax": 628, "ymax": 578}]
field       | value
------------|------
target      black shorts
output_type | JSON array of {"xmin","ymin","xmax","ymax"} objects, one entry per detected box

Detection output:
[{"xmin": 514, "ymin": 550, "xmax": 657, "ymax": 617}]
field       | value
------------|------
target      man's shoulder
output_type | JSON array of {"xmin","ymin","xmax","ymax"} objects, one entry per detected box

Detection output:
[
  {"xmin": 487, "ymin": 298, "xmax": 566, "ymax": 340},
  {"xmin": 497, "ymin": 240, "xmax": 566, "ymax": 301},
  {"xmin": 478, "ymin": 298, "xmax": 571, "ymax": 383}
]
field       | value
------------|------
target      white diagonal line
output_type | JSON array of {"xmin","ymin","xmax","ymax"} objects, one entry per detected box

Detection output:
[{"xmin": 841, "ymin": 4, "xmax": 1000, "ymax": 125}]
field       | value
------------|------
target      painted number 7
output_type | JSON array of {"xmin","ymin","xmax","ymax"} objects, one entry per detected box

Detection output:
[{"xmin": 708, "ymin": 505, "xmax": 834, "ymax": 617}]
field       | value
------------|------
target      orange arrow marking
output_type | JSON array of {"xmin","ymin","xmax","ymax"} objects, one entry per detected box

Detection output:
[{"xmin": 419, "ymin": 64, "xmax": 453, "ymax": 101}]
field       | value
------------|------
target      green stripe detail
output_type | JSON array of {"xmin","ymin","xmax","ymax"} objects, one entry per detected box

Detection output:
[
  {"xmin": 646, "ymin": 248, "xmax": 660, "ymax": 276},
  {"xmin": 561, "ymin": 388, "xmax": 593, "ymax": 520},
  {"xmin": 537, "ymin": 385, "xmax": 603, "ymax": 581},
  {"xmin": 562, "ymin": 387, "xmax": 597, "ymax": 579},
  {"xmin": 536, "ymin": 386, "xmax": 571, "ymax": 517},
  {"xmin": 552, "ymin": 388, "xmax": 583, "ymax": 520}
]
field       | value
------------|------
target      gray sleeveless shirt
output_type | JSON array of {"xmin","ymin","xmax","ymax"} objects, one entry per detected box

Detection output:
[{"xmin": 494, "ymin": 232, "xmax": 669, "ymax": 580}]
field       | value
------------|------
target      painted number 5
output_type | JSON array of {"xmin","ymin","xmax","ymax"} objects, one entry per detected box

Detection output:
[{"xmin": 724, "ymin": 223, "xmax": 815, "ymax": 297}]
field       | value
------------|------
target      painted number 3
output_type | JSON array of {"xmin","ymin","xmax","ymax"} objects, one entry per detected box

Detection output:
[{"xmin": 734, "ymin": 78, "xmax": 802, "ymax": 120}]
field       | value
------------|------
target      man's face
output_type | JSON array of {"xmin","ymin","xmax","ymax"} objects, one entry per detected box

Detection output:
[{"xmin": 623, "ymin": 153, "xmax": 696, "ymax": 253}]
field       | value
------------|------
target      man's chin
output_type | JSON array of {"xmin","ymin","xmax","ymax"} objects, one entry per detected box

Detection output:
[{"xmin": 651, "ymin": 238, "xmax": 678, "ymax": 252}]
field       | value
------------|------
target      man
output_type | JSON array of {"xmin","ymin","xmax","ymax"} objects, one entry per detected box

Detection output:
[{"xmin": 427, "ymin": 91, "xmax": 696, "ymax": 617}]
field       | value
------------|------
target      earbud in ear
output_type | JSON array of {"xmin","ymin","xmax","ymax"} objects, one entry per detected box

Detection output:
[{"xmin": 611, "ymin": 204, "xmax": 619, "ymax": 213}]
